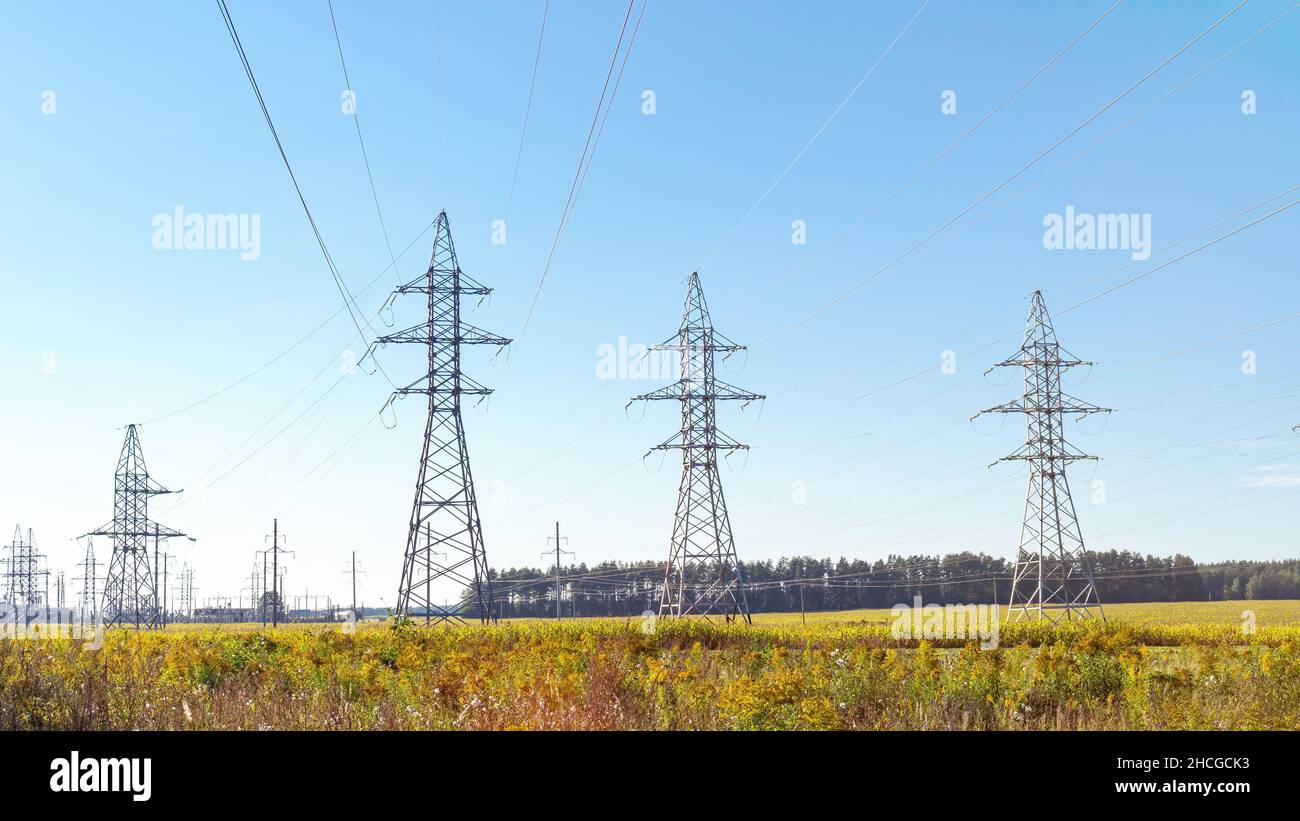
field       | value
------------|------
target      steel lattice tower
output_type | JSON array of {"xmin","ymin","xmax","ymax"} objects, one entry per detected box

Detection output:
[
  {"xmin": 631, "ymin": 272, "xmax": 763, "ymax": 623},
  {"xmin": 376, "ymin": 210, "xmax": 509, "ymax": 625},
  {"xmin": 978, "ymin": 290, "xmax": 1109, "ymax": 622},
  {"xmin": 77, "ymin": 539, "xmax": 98, "ymax": 624},
  {"xmin": 2, "ymin": 526, "xmax": 49, "ymax": 608},
  {"xmin": 86, "ymin": 425, "xmax": 188, "ymax": 629}
]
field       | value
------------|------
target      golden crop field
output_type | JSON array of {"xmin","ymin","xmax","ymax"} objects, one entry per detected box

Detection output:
[
  {"xmin": 748, "ymin": 599, "xmax": 1300, "ymax": 627},
  {"xmin": 2, "ymin": 600, "xmax": 1298, "ymax": 731}
]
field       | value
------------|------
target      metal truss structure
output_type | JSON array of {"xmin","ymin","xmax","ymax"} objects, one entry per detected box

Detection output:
[
  {"xmin": 375, "ymin": 210, "xmax": 509, "ymax": 625},
  {"xmin": 87, "ymin": 425, "xmax": 188, "ymax": 629},
  {"xmin": 978, "ymin": 290, "xmax": 1109, "ymax": 622},
  {"xmin": 631, "ymin": 271, "xmax": 762, "ymax": 623},
  {"xmin": 2, "ymin": 526, "xmax": 48, "ymax": 608}
]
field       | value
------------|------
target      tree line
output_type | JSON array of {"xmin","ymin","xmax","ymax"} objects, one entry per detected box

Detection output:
[{"xmin": 487, "ymin": 551, "xmax": 1300, "ymax": 619}]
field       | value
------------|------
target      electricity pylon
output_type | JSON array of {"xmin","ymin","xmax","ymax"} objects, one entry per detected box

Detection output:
[
  {"xmin": 977, "ymin": 290, "xmax": 1109, "ymax": 622},
  {"xmin": 77, "ymin": 538, "xmax": 98, "ymax": 624},
  {"xmin": 2, "ymin": 526, "xmax": 49, "ymax": 608},
  {"xmin": 180, "ymin": 563, "xmax": 195, "ymax": 619},
  {"xmin": 86, "ymin": 425, "xmax": 189, "ymax": 629},
  {"xmin": 630, "ymin": 271, "xmax": 762, "ymax": 624},
  {"xmin": 343, "ymin": 551, "xmax": 365, "ymax": 622},
  {"xmin": 373, "ymin": 210, "xmax": 509, "ymax": 625},
  {"xmin": 263, "ymin": 519, "xmax": 293, "ymax": 628},
  {"xmin": 541, "ymin": 522, "xmax": 573, "ymax": 620}
]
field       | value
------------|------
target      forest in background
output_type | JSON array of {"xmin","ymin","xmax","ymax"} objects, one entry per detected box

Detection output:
[{"xmin": 489, "ymin": 551, "xmax": 1300, "ymax": 619}]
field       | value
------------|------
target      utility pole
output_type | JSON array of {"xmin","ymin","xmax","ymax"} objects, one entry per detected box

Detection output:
[
  {"xmin": 158, "ymin": 549, "xmax": 174, "ymax": 627},
  {"xmin": 264, "ymin": 519, "xmax": 293, "ymax": 628},
  {"xmin": 372, "ymin": 211, "xmax": 510, "ymax": 625},
  {"xmin": 343, "ymin": 551, "xmax": 365, "ymax": 623},
  {"xmin": 160, "ymin": 552, "xmax": 167, "ymax": 625},
  {"xmin": 541, "ymin": 522, "xmax": 573, "ymax": 620},
  {"xmin": 629, "ymin": 272, "xmax": 763, "ymax": 624},
  {"xmin": 261, "ymin": 551, "xmax": 268, "ymax": 625},
  {"xmin": 976, "ymin": 290, "xmax": 1109, "ymax": 622},
  {"xmin": 152, "ymin": 523, "xmax": 161, "ymax": 624},
  {"xmin": 180, "ymin": 564, "xmax": 188, "ymax": 620},
  {"xmin": 186, "ymin": 566, "xmax": 196, "ymax": 620}
]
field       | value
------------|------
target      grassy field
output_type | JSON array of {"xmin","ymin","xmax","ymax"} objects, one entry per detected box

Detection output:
[
  {"xmin": 748, "ymin": 599, "xmax": 1300, "ymax": 627},
  {"xmin": 2, "ymin": 600, "xmax": 1298, "ymax": 730}
]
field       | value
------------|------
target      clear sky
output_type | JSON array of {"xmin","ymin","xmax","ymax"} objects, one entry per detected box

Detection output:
[{"xmin": 1, "ymin": 0, "xmax": 1297, "ymax": 610}]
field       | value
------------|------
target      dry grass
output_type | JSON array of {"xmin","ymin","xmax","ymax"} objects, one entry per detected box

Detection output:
[
  {"xmin": 2, "ymin": 604, "xmax": 1299, "ymax": 730},
  {"xmin": 747, "ymin": 599, "xmax": 1300, "ymax": 627}
]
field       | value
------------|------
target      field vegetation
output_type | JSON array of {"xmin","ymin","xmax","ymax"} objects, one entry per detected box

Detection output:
[{"xmin": 2, "ymin": 600, "xmax": 1297, "ymax": 730}]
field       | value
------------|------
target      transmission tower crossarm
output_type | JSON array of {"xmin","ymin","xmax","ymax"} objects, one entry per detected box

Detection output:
[
  {"xmin": 998, "ymin": 442, "xmax": 1098, "ymax": 462},
  {"xmin": 377, "ymin": 321, "xmax": 511, "ymax": 347},
  {"xmin": 979, "ymin": 397, "xmax": 1110, "ymax": 416},
  {"xmin": 86, "ymin": 522, "xmax": 188, "ymax": 539},
  {"xmin": 629, "ymin": 383, "xmax": 680, "ymax": 403},
  {"xmin": 82, "ymin": 521, "xmax": 115, "ymax": 539},
  {"xmin": 393, "ymin": 371, "xmax": 495, "ymax": 397},
  {"xmin": 994, "ymin": 353, "xmax": 1092, "ymax": 368},
  {"xmin": 649, "ymin": 338, "xmax": 746, "ymax": 355},
  {"xmin": 397, "ymin": 269, "xmax": 492, "ymax": 296},
  {"xmin": 713, "ymin": 378, "xmax": 765, "ymax": 401},
  {"xmin": 631, "ymin": 379, "xmax": 764, "ymax": 404},
  {"xmin": 644, "ymin": 428, "xmax": 752, "ymax": 452}
]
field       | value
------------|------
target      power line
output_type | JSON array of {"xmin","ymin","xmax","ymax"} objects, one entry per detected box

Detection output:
[
  {"xmin": 577, "ymin": 373, "xmax": 1300, "ymax": 567},
  {"xmin": 951, "ymin": 3, "xmax": 1300, "ymax": 244},
  {"xmin": 215, "ymin": 0, "xmax": 395, "ymax": 387},
  {"xmin": 585, "ymin": 366, "xmax": 1300, "ymax": 564},
  {"xmin": 1081, "ymin": 311, "xmax": 1300, "ymax": 382},
  {"xmin": 1060, "ymin": 198, "xmax": 1300, "ymax": 314},
  {"xmin": 848, "ymin": 185, "xmax": 1298, "ymax": 402},
  {"xmin": 511, "ymin": 0, "xmax": 646, "ymax": 360},
  {"xmin": 158, "ymin": 222, "xmax": 446, "ymax": 510},
  {"xmin": 722, "ymin": 0, "xmax": 1122, "ymax": 272},
  {"xmin": 852, "ymin": 187, "xmax": 1300, "ymax": 403},
  {"xmin": 776, "ymin": 0, "xmax": 1250, "ymax": 336},
  {"xmin": 138, "ymin": 217, "xmax": 435, "ymax": 427},
  {"xmin": 202, "ymin": 409, "xmax": 380, "ymax": 539},
  {"xmin": 167, "ymin": 371, "xmax": 350, "ymax": 512},
  {"xmin": 699, "ymin": 0, "xmax": 933, "ymax": 267},
  {"xmin": 327, "ymin": 0, "xmax": 401, "ymax": 294},
  {"xmin": 499, "ymin": 0, "xmax": 549, "ymax": 254}
]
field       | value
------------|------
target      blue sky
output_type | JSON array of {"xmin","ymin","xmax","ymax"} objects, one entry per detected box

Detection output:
[{"xmin": 1, "ymin": 0, "xmax": 1297, "ymax": 610}]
